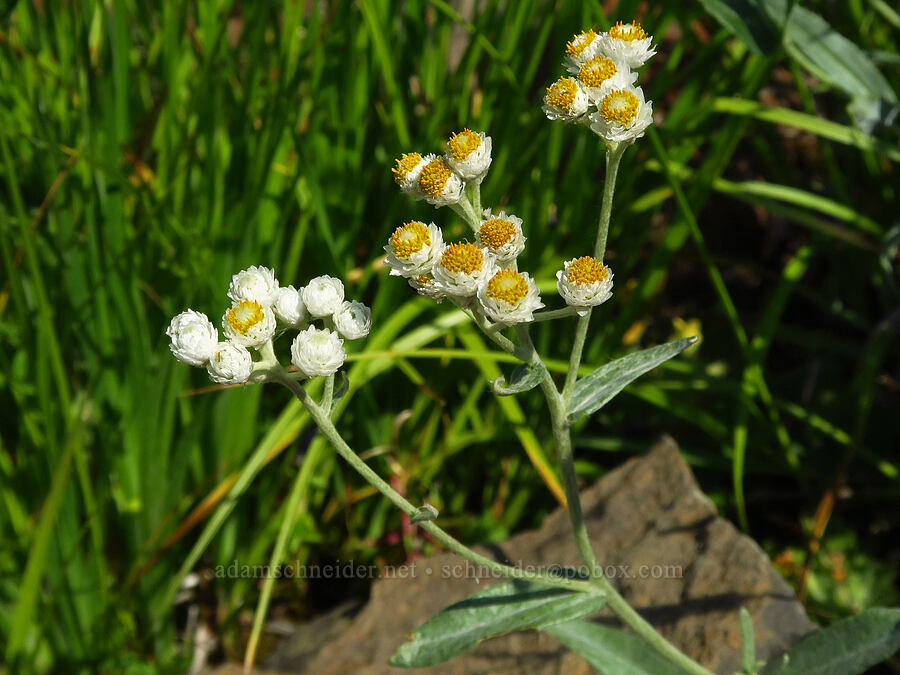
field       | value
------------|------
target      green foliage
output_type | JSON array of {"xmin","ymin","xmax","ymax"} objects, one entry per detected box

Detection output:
[{"xmin": 492, "ymin": 361, "xmax": 547, "ymax": 396}]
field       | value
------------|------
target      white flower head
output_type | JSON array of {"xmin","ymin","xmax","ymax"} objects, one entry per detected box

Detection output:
[
  {"xmin": 222, "ymin": 300, "xmax": 277, "ymax": 348},
  {"xmin": 477, "ymin": 266, "xmax": 544, "ymax": 325},
  {"xmin": 291, "ymin": 326, "xmax": 346, "ymax": 378},
  {"xmin": 206, "ymin": 342, "xmax": 253, "ymax": 385},
  {"xmin": 597, "ymin": 20, "xmax": 656, "ymax": 68},
  {"xmin": 167, "ymin": 309, "xmax": 219, "ymax": 367},
  {"xmin": 444, "ymin": 129, "xmax": 492, "ymax": 183},
  {"xmin": 302, "ymin": 275, "xmax": 345, "ymax": 318},
  {"xmin": 476, "ymin": 210, "xmax": 526, "ymax": 266},
  {"xmin": 392, "ymin": 152, "xmax": 428, "ymax": 199},
  {"xmin": 432, "ymin": 242, "xmax": 494, "ymax": 298},
  {"xmin": 333, "ymin": 300, "xmax": 372, "ymax": 340},
  {"xmin": 384, "ymin": 221, "xmax": 444, "ymax": 278},
  {"xmin": 227, "ymin": 265, "xmax": 279, "ymax": 307},
  {"xmin": 556, "ymin": 256, "xmax": 614, "ymax": 315},
  {"xmin": 543, "ymin": 77, "xmax": 591, "ymax": 123},
  {"xmin": 416, "ymin": 154, "xmax": 464, "ymax": 207},
  {"xmin": 588, "ymin": 85, "xmax": 653, "ymax": 144},
  {"xmin": 575, "ymin": 54, "xmax": 638, "ymax": 104},
  {"xmin": 273, "ymin": 285, "xmax": 308, "ymax": 327},
  {"xmin": 564, "ymin": 29, "xmax": 602, "ymax": 74},
  {"xmin": 407, "ymin": 273, "xmax": 446, "ymax": 303}
]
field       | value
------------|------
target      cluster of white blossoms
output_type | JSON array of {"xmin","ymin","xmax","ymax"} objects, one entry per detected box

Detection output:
[
  {"xmin": 543, "ymin": 21, "xmax": 655, "ymax": 144},
  {"xmin": 166, "ymin": 266, "xmax": 370, "ymax": 384}
]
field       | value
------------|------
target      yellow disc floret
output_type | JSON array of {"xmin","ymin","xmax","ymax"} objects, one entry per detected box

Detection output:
[
  {"xmin": 578, "ymin": 55, "xmax": 618, "ymax": 88},
  {"xmin": 440, "ymin": 242, "xmax": 484, "ymax": 275},
  {"xmin": 609, "ymin": 20, "xmax": 648, "ymax": 42},
  {"xmin": 479, "ymin": 218, "xmax": 516, "ymax": 250},
  {"xmin": 390, "ymin": 221, "xmax": 431, "ymax": 258},
  {"xmin": 448, "ymin": 129, "xmax": 482, "ymax": 161},
  {"xmin": 545, "ymin": 77, "xmax": 578, "ymax": 110},
  {"xmin": 418, "ymin": 157, "xmax": 453, "ymax": 198},
  {"xmin": 599, "ymin": 90, "xmax": 639, "ymax": 125},
  {"xmin": 413, "ymin": 274, "xmax": 433, "ymax": 285},
  {"xmin": 567, "ymin": 256, "xmax": 609, "ymax": 286},
  {"xmin": 486, "ymin": 269, "xmax": 529, "ymax": 306},
  {"xmin": 565, "ymin": 29, "xmax": 597, "ymax": 57},
  {"xmin": 226, "ymin": 300, "xmax": 266, "ymax": 335},
  {"xmin": 392, "ymin": 152, "xmax": 422, "ymax": 183}
]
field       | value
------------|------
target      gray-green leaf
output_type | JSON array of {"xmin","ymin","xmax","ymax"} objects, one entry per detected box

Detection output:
[
  {"xmin": 543, "ymin": 620, "xmax": 681, "ymax": 675},
  {"xmin": 492, "ymin": 361, "xmax": 546, "ymax": 396},
  {"xmin": 697, "ymin": 0, "xmax": 789, "ymax": 55},
  {"xmin": 389, "ymin": 580, "xmax": 605, "ymax": 667},
  {"xmin": 567, "ymin": 338, "xmax": 697, "ymax": 423},
  {"xmin": 762, "ymin": 608, "xmax": 900, "ymax": 675}
]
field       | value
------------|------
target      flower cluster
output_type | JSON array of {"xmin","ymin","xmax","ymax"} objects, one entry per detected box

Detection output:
[
  {"xmin": 387, "ymin": 130, "xmax": 545, "ymax": 325},
  {"xmin": 166, "ymin": 266, "xmax": 370, "ymax": 384},
  {"xmin": 543, "ymin": 21, "xmax": 655, "ymax": 144}
]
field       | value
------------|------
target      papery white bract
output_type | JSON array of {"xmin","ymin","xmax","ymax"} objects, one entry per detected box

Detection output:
[
  {"xmin": 445, "ymin": 129, "xmax": 492, "ymax": 183},
  {"xmin": 416, "ymin": 154, "xmax": 464, "ymax": 207},
  {"xmin": 384, "ymin": 221, "xmax": 444, "ymax": 278},
  {"xmin": 273, "ymin": 285, "xmax": 308, "ymax": 327},
  {"xmin": 588, "ymin": 86, "xmax": 653, "ymax": 144},
  {"xmin": 222, "ymin": 299, "xmax": 277, "ymax": 348},
  {"xmin": 477, "ymin": 266, "xmax": 544, "ymax": 325},
  {"xmin": 227, "ymin": 265, "xmax": 279, "ymax": 307},
  {"xmin": 392, "ymin": 152, "xmax": 428, "ymax": 199},
  {"xmin": 206, "ymin": 341, "xmax": 253, "ymax": 384},
  {"xmin": 407, "ymin": 273, "xmax": 446, "ymax": 303},
  {"xmin": 302, "ymin": 275, "xmax": 345, "ymax": 318},
  {"xmin": 291, "ymin": 326, "xmax": 346, "ymax": 377},
  {"xmin": 556, "ymin": 256, "xmax": 614, "ymax": 315},
  {"xmin": 575, "ymin": 54, "xmax": 637, "ymax": 105},
  {"xmin": 476, "ymin": 210, "xmax": 526, "ymax": 266},
  {"xmin": 333, "ymin": 300, "xmax": 372, "ymax": 340},
  {"xmin": 597, "ymin": 21, "xmax": 656, "ymax": 69},
  {"xmin": 167, "ymin": 309, "xmax": 219, "ymax": 367},
  {"xmin": 563, "ymin": 29, "xmax": 602, "ymax": 74},
  {"xmin": 432, "ymin": 242, "xmax": 493, "ymax": 298},
  {"xmin": 543, "ymin": 77, "xmax": 591, "ymax": 123}
]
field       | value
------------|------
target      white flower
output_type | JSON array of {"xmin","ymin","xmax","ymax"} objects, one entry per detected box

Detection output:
[
  {"xmin": 206, "ymin": 342, "xmax": 253, "ymax": 384},
  {"xmin": 574, "ymin": 54, "xmax": 638, "ymax": 105},
  {"xmin": 407, "ymin": 273, "xmax": 446, "ymax": 303},
  {"xmin": 597, "ymin": 20, "xmax": 656, "ymax": 68},
  {"xmin": 444, "ymin": 129, "xmax": 492, "ymax": 182},
  {"xmin": 222, "ymin": 299, "xmax": 277, "ymax": 348},
  {"xmin": 476, "ymin": 210, "xmax": 526, "ymax": 266},
  {"xmin": 273, "ymin": 285, "xmax": 308, "ymax": 327},
  {"xmin": 556, "ymin": 256, "xmax": 614, "ymax": 315},
  {"xmin": 563, "ymin": 29, "xmax": 602, "ymax": 74},
  {"xmin": 477, "ymin": 266, "xmax": 543, "ymax": 325},
  {"xmin": 588, "ymin": 85, "xmax": 653, "ymax": 144},
  {"xmin": 543, "ymin": 77, "xmax": 591, "ymax": 123},
  {"xmin": 416, "ymin": 154, "xmax": 464, "ymax": 207},
  {"xmin": 302, "ymin": 275, "xmax": 345, "ymax": 318},
  {"xmin": 384, "ymin": 221, "xmax": 444, "ymax": 278},
  {"xmin": 333, "ymin": 300, "xmax": 372, "ymax": 340},
  {"xmin": 167, "ymin": 309, "xmax": 219, "ymax": 367},
  {"xmin": 392, "ymin": 152, "xmax": 428, "ymax": 199},
  {"xmin": 291, "ymin": 326, "xmax": 346, "ymax": 377},
  {"xmin": 432, "ymin": 242, "xmax": 494, "ymax": 298},
  {"xmin": 227, "ymin": 265, "xmax": 279, "ymax": 307}
]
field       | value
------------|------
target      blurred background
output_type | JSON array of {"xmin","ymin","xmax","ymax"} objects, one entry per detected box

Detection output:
[{"xmin": 1, "ymin": 0, "xmax": 898, "ymax": 671}]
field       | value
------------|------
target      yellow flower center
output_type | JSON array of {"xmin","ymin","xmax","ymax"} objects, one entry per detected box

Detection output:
[
  {"xmin": 413, "ymin": 274, "xmax": 433, "ymax": 285},
  {"xmin": 486, "ymin": 269, "xmax": 528, "ymax": 306},
  {"xmin": 566, "ymin": 256, "xmax": 609, "ymax": 286},
  {"xmin": 545, "ymin": 77, "xmax": 578, "ymax": 110},
  {"xmin": 578, "ymin": 55, "xmax": 617, "ymax": 88},
  {"xmin": 226, "ymin": 300, "xmax": 265, "ymax": 335},
  {"xmin": 441, "ymin": 242, "xmax": 484, "ymax": 275},
  {"xmin": 599, "ymin": 90, "xmax": 639, "ymax": 125},
  {"xmin": 479, "ymin": 217, "xmax": 516, "ymax": 250},
  {"xmin": 565, "ymin": 29, "xmax": 597, "ymax": 57},
  {"xmin": 392, "ymin": 152, "xmax": 422, "ymax": 183},
  {"xmin": 390, "ymin": 221, "xmax": 431, "ymax": 258},
  {"xmin": 447, "ymin": 129, "xmax": 482, "ymax": 161},
  {"xmin": 609, "ymin": 20, "xmax": 648, "ymax": 43},
  {"xmin": 418, "ymin": 157, "xmax": 453, "ymax": 198}
]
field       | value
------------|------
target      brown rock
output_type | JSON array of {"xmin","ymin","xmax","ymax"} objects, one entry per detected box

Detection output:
[{"xmin": 265, "ymin": 436, "xmax": 815, "ymax": 674}]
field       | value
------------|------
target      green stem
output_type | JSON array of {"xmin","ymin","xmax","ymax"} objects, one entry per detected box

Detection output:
[
  {"xmin": 471, "ymin": 181, "xmax": 482, "ymax": 217},
  {"xmin": 278, "ymin": 375, "xmax": 596, "ymax": 595},
  {"xmin": 531, "ymin": 307, "xmax": 579, "ymax": 322},
  {"xmin": 321, "ymin": 373, "xmax": 335, "ymax": 415}
]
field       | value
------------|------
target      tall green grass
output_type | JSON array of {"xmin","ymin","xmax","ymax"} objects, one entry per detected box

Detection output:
[{"xmin": 1, "ymin": 0, "xmax": 897, "ymax": 670}]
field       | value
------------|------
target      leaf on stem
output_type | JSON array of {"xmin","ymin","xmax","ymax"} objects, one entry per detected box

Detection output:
[
  {"xmin": 491, "ymin": 361, "xmax": 546, "ymax": 396},
  {"xmin": 567, "ymin": 338, "xmax": 697, "ymax": 423},
  {"xmin": 388, "ymin": 579, "xmax": 605, "ymax": 667}
]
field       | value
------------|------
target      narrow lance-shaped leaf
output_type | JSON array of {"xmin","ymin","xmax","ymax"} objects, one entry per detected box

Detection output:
[
  {"xmin": 492, "ymin": 361, "xmax": 546, "ymax": 396},
  {"xmin": 696, "ymin": 0, "xmax": 789, "ymax": 55},
  {"xmin": 389, "ymin": 579, "xmax": 605, "ymax": 668},
  {"xmin": 567, "ymin": 338, "xmax": 697, "ymax": 423}
]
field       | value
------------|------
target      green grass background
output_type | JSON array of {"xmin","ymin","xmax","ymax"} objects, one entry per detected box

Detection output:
[{"xmin": 1, "ymin": 0, "xmax": 898, "ymax": 671}]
